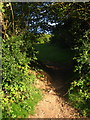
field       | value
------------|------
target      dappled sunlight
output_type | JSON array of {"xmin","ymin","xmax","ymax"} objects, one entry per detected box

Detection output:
[{"xmin": 2, "ymin": 2, "xmax": 89, "ymax": 118}]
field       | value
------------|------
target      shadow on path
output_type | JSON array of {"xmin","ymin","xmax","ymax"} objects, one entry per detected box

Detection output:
[
  {"xmin": 29, "ymin": 61, "xmax": 80, "ymax": 118},
  {"xmin": 42, "ymin": 61, "xmax": 75, "ymax": 98}
]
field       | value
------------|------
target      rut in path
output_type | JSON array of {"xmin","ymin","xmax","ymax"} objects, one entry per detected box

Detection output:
[{"xmin": 29, "ymin": 64, "xmax": 81, "ymax": 118}]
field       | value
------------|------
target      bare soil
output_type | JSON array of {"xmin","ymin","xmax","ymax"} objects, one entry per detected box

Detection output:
[{"xmin": 29, "ymin": 67, "xmax": 81, "ymax": 118}]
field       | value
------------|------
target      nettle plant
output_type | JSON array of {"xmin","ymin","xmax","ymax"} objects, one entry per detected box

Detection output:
[
  {"xmin": 2, "ymin": 35, "xmax": 42, "ymax": 118},
  {"xmin": 69, "ymin": 29, "xmax": 90, "ymax": 116}
]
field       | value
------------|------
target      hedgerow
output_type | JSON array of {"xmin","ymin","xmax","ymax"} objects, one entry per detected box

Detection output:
[
  {"xmin": 2, "ymin": 35, "xmax": 42, "ymax": 118},
  {"xmin": 68, "ymin": 29, "xmax": 90, "ymax": 117}
]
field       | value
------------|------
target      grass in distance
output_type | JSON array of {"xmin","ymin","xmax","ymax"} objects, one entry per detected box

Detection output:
[{"xmin": 34, "ymin": 43, "xmax": 74, "ymax": 64}]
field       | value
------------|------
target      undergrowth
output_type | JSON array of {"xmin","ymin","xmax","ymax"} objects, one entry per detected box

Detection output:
[
  {"xmin": 2, "ymin": 35, "xmax": 42, "ymax": 118},
  {"xmin": 68, "ymin": 29, "xmax": 90, "ymax": 117}
]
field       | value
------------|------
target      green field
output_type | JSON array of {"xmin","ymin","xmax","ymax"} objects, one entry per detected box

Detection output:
[{"xmin": 34, "ymin": 43, "xmax": 74, "ymax": 64}]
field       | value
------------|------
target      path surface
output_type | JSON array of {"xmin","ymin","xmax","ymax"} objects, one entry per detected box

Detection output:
[{"xmin": 29, "ymin": 66, "xmax": 81, "ymax": 118}]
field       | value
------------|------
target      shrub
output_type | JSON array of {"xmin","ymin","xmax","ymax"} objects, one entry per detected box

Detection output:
[
  {"xmin": 2, "ymin": 35, "xmax": 42, "ymax": 118},
  {"xmin": 20, "ymin": 32, "xmax": 37, "ymax": 58},
  {"xmin": 36, "ymin": 34, "xmax": 51, "ymax": 44},
  {"xmin": 69, "ymin": 29, "xmax": 90, "ymax": 117}
]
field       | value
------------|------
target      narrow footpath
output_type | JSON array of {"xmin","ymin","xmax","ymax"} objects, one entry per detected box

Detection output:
[{"xmin": 29, "ymin": 64, "xmax": 81, "ymax": 118}]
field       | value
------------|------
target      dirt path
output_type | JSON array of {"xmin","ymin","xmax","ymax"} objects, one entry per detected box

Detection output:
[{"xmin": 29, "ymin": 68, "xmax": 81, "ymax": 118}]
